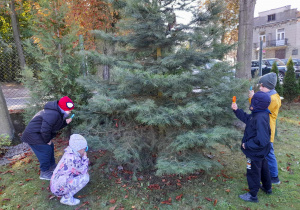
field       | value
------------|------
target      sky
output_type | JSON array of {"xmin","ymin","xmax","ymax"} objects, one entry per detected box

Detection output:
[{"xmin": 254, "ymin": 0, "xmax": 300, "ymax": 17}]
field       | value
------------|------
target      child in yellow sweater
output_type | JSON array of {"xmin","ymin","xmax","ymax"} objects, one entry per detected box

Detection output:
[{"xmin": 249, "ymin": 73, "xmax": 281, "ymax": 184}]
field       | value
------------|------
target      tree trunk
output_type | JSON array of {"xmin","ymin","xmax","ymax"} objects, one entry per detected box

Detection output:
[
  {"xmin": 10, "ymin": 0, "xmax": 26, "ymax": 70},
  {"xmin": 236, "ymin": 0, "xmax": 256, "ymax": 79},
  {"xmin": 0, "ymin": 85, "xmax": 14, "ymax": 140}
]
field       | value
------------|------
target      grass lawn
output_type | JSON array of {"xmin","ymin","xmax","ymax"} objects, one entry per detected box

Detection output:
[{"xmin": 1, "ymin": 102, "xmax": 300, "ymax": 210}]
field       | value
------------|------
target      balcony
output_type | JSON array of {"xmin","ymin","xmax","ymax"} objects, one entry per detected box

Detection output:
[{"xmin": 253, "ymin": 38, "xmax": 288, "ymax": 49}]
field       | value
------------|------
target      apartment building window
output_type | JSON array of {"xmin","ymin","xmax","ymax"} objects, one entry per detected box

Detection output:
[
  {"xmin": 268, "ymin": 14, "xmax": 276, "ymax": 21},
  {"xmin": 276, "ymin": 28, "xmax": 285, "ymax": 46},
  {"xmin": 277, "ymin": 28, "xmax": 285, "ymax": 40}
]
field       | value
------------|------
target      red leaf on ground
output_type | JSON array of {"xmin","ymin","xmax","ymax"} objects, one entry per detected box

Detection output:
[
  {"xmin": 110, "ymin": 199, "xmax": 116, "ymax": 204},
  {"xmin": 205, "ymin": 197, "xmax": 212, "ymax": 202},
  {"xmin": 243, "ymin": 188, "xmax": 250, "ymax": 192},
  {"xmin": 2, "ymin": 198, "xmax": 10, "ymax": 201},
  {"xmin": 176, "ymin": 194, "xmax": 183, "ymax": 201},
  {"xmin": 286, "ymin": 154, "xmax": 291, "ymax": 157},
  {"xmin": 148, "ymin": 184, "xmax": 160, "ymax": 190},
  {"xmin": 287, "ymin": 166, "xmax": 290, "ymax": 171},
  {"xmin": 1, "ymin": 170, "xmax": 14, "ymax": 174},
  {"xmin": 25, "ymin": 178, "xmax": 33, "ymax": 182},
  {"xmin": 214, "ymin": 199, "xmax": 217, "ymax": 206},
  {"xmin": 77, "ymin": 195, "xmax": 87, "ymax": 198},
  {"xmin": 17, "ymin": 204, "xmax": 21, "ymax": 208},
  {"xmin": 225, "ymin": 189, "xmax": 230, "ymax": 193},
  {"xmin": 161, "ymin": 197, "xmax": 172, "ymax": 205},
  {"xmin": 108, "ymin": 205, "xmax": 117, "ymax": 210},
  {"xmin": 75, "ymin": 201, "xmax": 89, "ymax": 210}
]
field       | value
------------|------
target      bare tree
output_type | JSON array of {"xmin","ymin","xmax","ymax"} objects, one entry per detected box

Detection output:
[
  {"xmin": 236, "ymin": 0, "xmax": 256, "ymax": 78},
  {"xmin": 9, "ymin": 0, "xmax": 26, "ymax": 70},
  {"xmin": 0, "ymin": 86, "xmax": 14, "ymax": 139}
]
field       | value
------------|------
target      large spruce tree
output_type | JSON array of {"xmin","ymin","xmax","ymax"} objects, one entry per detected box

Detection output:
[{"xmin": 76, "ymin": 0, "xmax": 248, "ymax": 176}]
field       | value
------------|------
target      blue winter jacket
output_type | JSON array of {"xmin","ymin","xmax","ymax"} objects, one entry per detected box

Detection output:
[
  {"xmin": 21, "ymin": 101, "xmax": 68, "ymax": 144},
  {"xmin": 233, "ymin": 109, "xmax": 271, "ymax": 161}
]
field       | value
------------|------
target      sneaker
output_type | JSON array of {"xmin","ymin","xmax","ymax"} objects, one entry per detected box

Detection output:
[
  {"xmin": 260, "ymin": 185, "xmax": 272, "ymax": 194},
  {"xmin": 239, "ymin": 192, "xmax": 259, "ymax": 203},
  {"xmin": 271, "ymin": 176, "xmax": 280, "ymax": 184},
  {"xmin": 39, "ymin": 170, "xmax": 53, "ymax": 180},
  {"xmin": 49, "ymin": 164, "xmax": 57, "ymax": 172},
  {"xmin": 60, "ymin": 196, "xmax": 80, "ymax": 206}
]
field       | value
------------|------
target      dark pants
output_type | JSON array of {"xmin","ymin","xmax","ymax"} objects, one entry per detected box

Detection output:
[
  {"xmin": 29, "ymin": 143, "xmax": 56, "ymax": 172},
  {"xmin": 246, "ymin": 158, "xmax": 271, "ymax": 197}
]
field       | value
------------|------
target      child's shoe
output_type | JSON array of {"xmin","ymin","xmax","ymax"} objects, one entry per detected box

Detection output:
[
  {"xmin": 260, "ymin": 185, "xmax": 272, "ymax": 194},
  {"xmin": 239, "ymin": 192, "xmax": 258, "ymax": 203},
  {"xmin": 39, "ymin": 170, "xmax": 53, "ymax": 180},
  {"xmin": 60, "ymin": 196, "xmax": 80, "ymax": 206},
  {"xmin": 271, "ymin": 176, "xmax": 280, "ymax": 184}
]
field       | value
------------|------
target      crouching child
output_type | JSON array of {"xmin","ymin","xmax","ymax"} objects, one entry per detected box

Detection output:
[
  {"xmin": 50, "ymin": 134, "xmax": 89, "ymax": 206},
  {"xmin": 231, "ymin": 91, "xmax": 272, "ymax": 203}
]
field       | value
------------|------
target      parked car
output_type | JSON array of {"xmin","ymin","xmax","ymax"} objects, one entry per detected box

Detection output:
[
  {"xmin": 251, "ymin": 58, "xmax": 287, "ymax": 82},
  {"xmin": 281, "ymin": 58, "xmax": 300, "ymax": 78}
]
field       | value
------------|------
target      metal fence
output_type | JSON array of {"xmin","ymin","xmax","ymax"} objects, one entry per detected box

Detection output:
[{"xmin": 0, "ymin": 37, "xmax": 31, "ymax": 111}]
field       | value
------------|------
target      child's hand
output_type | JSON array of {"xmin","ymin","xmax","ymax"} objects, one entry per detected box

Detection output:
[
  {"xmin": 66, "ymin": 118, "xmax": 72, "ymax": 124},
  {"xmin": 242, "ymin": 143, "xmax": 245, "ymax": 149},
  {"xmin": 248, "ymin": 90, "xmax": 254, "ymax": 98},
  {"xmin": 231, "ymin": 102, "xmax": 238, "ymax": 110}
]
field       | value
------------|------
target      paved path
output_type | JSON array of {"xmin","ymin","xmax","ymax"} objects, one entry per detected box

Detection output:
[{"xmin": 1, "ymin": 83, "xmax": 30, "ymax": 110}]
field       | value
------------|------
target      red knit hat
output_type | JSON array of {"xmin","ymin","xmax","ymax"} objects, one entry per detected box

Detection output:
[{"xmin": 58, "ymin": 96, "xmax": 74, "ymax": 111}]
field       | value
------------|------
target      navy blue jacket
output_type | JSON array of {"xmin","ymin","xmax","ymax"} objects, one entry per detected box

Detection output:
[
  {"xmin": 234, "ymin": 109, "xmax": 271, "ymax": 161},
  {"xmin": 21, "ymin": 101, "xmax": 68, "ymax": 144}
]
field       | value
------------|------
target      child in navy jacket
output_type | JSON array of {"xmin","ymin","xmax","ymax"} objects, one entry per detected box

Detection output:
[{"xmin": 232, "ymin": 91, "xmax": 272, "ymax": 203}]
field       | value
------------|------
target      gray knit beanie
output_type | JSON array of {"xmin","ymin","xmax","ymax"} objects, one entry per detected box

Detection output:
[
  {"xmin": 259, "ymin": 72, "xmax": 277, "ymax": 90},
  {"xmin": 69, "ymin": 134, "xmax": 87, "ymax": 151}
]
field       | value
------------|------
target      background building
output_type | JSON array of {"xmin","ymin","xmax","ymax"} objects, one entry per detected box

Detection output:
[{"xmin": 252, "ymin": 5, "xmax": 300, "ymax": 60}]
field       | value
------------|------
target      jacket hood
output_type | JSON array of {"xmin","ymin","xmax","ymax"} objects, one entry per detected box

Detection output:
[
  {"xmin": 44, "ymin": 101, "xmax": 62, "ymax": 113},
  {"xmin": 250, "ymin": 91, "xmax": 271, "ymax": 111}
]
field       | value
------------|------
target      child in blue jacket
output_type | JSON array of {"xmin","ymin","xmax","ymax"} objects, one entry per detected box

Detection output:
[{"xmin": 232, "ymin": 91, "xmax": 272, "ymax": 203}]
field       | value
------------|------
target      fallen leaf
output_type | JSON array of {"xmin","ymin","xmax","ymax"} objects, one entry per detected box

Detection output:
[
  {"xmin": 77, "ymin": 195, "xmax": 88, "ymax": 198},
  {"xmin": 2, "ymin": 198, "xmax": 10, "ymax": 201},
  {"xmin": 25, "ymin": 178, "xmax": 33, "ymax": 182},
  {"xmin": 148, "ymin": 184, "xmax": 160, "ymax": 190},
  {"xmin": 124, "ymin": 195, "xmax": 128, "ymax": 199},
  {"xmin": 205, "ymin": 197, "xmax": 212, "ymax": 202},
  {"xmin": 109, "ymin": 205, "xmax": 117, "ymax": 210},
  {"xmin": 225, "ymin": 189, "xmax": 230, "ymax": 193},
  {"xmin": 214, "ymin": 199, "xmax": 217, "ymax": 206},
  {"xmin": 75, "ymin": 201, "xmax": 89, "ymax": 210},
  {"xmin": 110, "ymin": 199, "xmax": 116, "ymax": 204},
  {"xmin": 175, "ymin": 194, "xmax": 183, "ymax": 201},
  {"xmin": 161, "ymin": 197, "xmax": 172, "ymax": 205}
]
